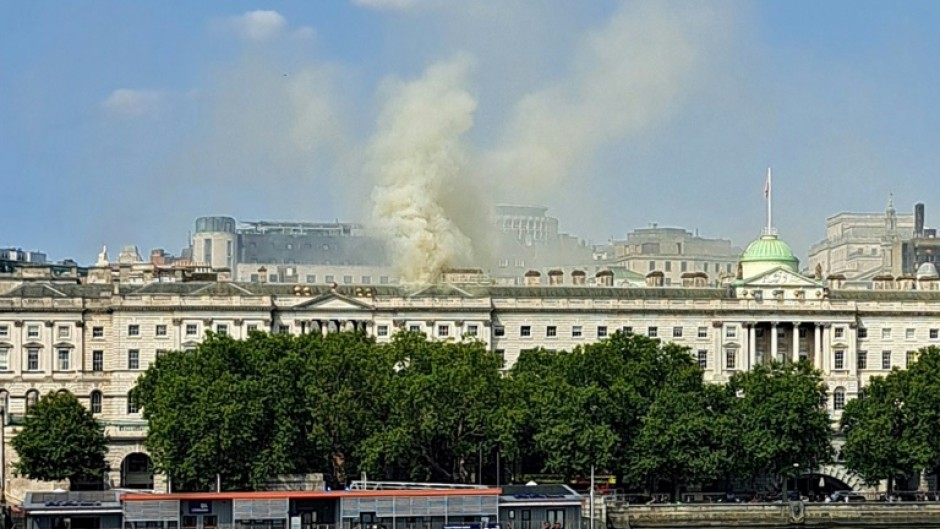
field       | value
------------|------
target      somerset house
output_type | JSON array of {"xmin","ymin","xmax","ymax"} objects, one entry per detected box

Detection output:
[{"xmin": 2, "ymin": 220, "xmax": 940, "ymax": 499}]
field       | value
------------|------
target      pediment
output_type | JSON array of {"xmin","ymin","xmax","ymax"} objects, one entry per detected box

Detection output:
[
  {"xmin": 742, "ymin": 267, "xmax": 821, "ymax": 288},
  {"xmin": 291, "ymin": 292, "xmax": 373, "ymax": 311}
]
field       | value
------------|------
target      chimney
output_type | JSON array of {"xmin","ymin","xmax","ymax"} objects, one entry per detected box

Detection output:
[
  {"xmin": 548, "ymin": 269, "xmax": 564, "ymax": 286},
  {"xmin": 524, "ymin": 270, "xmax": 541, "ymax": 286},
  {"xmin": 915, "ymin": 203, "xmax": 925, "ymax": 237},
  {"xmin": 645, "ymin": 270, "xmax": 664, "ymax": 287},
  {"xmin": 571, "ymin": 270, "xmax": 587, "ymax": 286},
  {"xmin": 595, "ymin": 270, "xmax": 614, "ymax": 287}
]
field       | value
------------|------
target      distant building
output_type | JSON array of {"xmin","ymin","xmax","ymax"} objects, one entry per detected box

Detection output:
[
  {"xmin": 608, "ymin": 225, "xmax": 741, "ymax": 286},
  {"xmin": 806, "ymin": 196, "xmax": 913, "ymax": 286}
]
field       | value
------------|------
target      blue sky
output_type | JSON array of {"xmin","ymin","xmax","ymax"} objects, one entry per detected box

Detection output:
[{"xmin": 3, "ymin": 1, "xmax": 940, "ymax": 264}]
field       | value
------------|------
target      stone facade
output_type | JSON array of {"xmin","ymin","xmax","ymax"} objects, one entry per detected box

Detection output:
[{"xmin": 2, "ymin": 230, "xmax": 940, "ymax": 499}]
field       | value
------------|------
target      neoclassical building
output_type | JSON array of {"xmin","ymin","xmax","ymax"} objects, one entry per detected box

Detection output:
[{"xmin": 2, "ymin": 228, "xmax": 940, "ymax": 500}]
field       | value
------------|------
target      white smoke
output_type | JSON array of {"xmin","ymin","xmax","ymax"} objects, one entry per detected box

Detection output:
[
  {"xmin": 368, "ymin": 57, "xmax": 478, "ymax": 285},
  {"xmin": 487, "ymin": 2, "xmax": 729, "ymax": 194}
]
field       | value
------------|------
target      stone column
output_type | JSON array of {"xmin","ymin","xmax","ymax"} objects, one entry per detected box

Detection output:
[
  {"xmin": 793, "ymin": 323, "xmax": 801, "ymax": 364},
  {"xmin": 848, "ymin": 324, "xmax": 858, "ymax": 377},
  {"xmin": 814, "ymin": 324, "xmax": 822, "ymax": 371},
  {"xmin": 822, "ymin": 324, "xmax": 831, "ymax": 374},
  {"xmin": 714, "ymin": 322, "xmax": 723, "ymax": 375},
  {"xmin": 748, "ymin": 324, "xmax": 757, "ymax": 367},
  {"xmin": 771, "ymin": 323, "xmax": 779, "ymax": 363}
]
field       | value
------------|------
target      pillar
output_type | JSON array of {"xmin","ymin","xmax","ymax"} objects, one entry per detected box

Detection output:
[
  {"xmin": 748, "ymin": 324, "xmax": 757, "ymax": 367},
  {"xmin": 714, "ymin": 322, "xmax": 723, "ymax": 375},
  {"xmin": 822, "ymin": 324, "xmax": 831, "ymax": 374},
  {"xmin": 771, "ymin": 323, "xmax": 779, "ymax": 363},
  {"xmin": 814, "ymin": 324, "xmax": 822, "ymax": 371},
  {"xmin": 792, "ymin": 323, "xmax": 801, "ymax": 364},
  {"xmin": 848, "ymin": 324, "xmax": 858, "ymax": 376}
]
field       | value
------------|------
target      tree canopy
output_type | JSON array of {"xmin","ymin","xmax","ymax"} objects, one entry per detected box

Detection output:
[{"xmin": 11, "ymin": 391, "xmax": 108, "ymax": 485}]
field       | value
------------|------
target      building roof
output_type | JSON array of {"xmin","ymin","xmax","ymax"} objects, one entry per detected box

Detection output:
[
  {"xmin": 740, "ymin": 234, "xmax": 799, "ymax": 270},
  {"xmin": 122, "ymin": 489, "xmax": 500, "ymax": 502},
  {"xmin": 22, "ymin": 491, "xmax": 122, "ymax": 514}
]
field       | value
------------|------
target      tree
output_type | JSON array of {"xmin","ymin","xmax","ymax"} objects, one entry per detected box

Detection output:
[
  {"xmin": 840, "ymin": 372, "xmax": 912, "ymax": 491},
  {"xmin": 12, "ymin": 391, "xmax": 108, "ymax": 486},
  {"xmin": 134, "ymin": 331, "xmax": 392, "ymax": 491},
  {"xmin": 358, "ymin": 332, "xmax": 503, "ymax": 482},
  {"xmin": 727, "ymin": 361, "xmax": 832, "ymax": 488},
  {"xmin": 897, "ymin": 346, "xmax": 940, "ymax": 476},
  {"xmin": 628, "ymin": 366, "xmax": 735, "ymax": 500}
]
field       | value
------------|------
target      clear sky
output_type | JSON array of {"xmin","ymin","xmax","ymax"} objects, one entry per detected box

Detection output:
[{"xmin": 3, "ymin": 1, "xmax": 940, "ymax": 264}]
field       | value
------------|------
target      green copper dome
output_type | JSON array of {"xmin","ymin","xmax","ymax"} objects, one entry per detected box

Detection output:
[{"xmin": 740, "ymin": 234, "xmax": 799, "ymax": 270}]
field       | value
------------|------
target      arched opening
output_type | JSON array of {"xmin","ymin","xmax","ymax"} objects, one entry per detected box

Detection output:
[
  {"xmin": 121, "ymin": 453, "xmax": 154, "ymax": 489},
  {"xmin": 793, "ymin": 473, "xmax": 854, "ymax": 500},
  {"xmin": 25, "ymin": 389, "xmax": 39, "ymax": 414}
]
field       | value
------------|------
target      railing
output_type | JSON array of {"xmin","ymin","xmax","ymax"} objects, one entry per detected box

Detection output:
[{"xmin": 347, "ymin": 481, "xmax": 490, "ymax": 491}]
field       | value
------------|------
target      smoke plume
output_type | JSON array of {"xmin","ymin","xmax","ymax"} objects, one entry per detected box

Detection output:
[{"xmin": 368, "ymin": 57, "xmax": 478, "ymax": 285}]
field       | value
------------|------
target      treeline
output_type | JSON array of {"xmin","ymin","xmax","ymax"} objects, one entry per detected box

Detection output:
[{"xmin": 131, "ymin": 330, "xmax": 940, "ymax": 495}]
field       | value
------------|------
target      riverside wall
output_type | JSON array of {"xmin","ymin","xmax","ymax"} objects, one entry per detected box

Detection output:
[{"xmin": 607, "ymin": 502, "xmax": 940, "ymax": 528}]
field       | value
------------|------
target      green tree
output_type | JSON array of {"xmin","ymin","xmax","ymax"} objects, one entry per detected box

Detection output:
[
  {"xmin": 359, "ymin": 332, "xmax": 503, "ymax": 482},
  {"xmin": 12, "ymin": 391, "xmax": 108, "ymax": 486},
  {"xmin": 628, "ymin": 366, "xmax": 735, "ymax": 499},
  {"xmin": 840, "ymin": 372, "xmax": 912, "ymax": 491},
  {"xmin": 897, "ymin": 346, "xmax": 940, "ymax": 476},
  {"xmin": 727, "ymin": 361, "xmax": 832, "ymax": 488}
]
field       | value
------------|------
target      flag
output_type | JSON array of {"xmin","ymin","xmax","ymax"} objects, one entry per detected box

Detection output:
[{"xmin": 764, "ymin": 168, "xmax": 772, "ymax": 199}]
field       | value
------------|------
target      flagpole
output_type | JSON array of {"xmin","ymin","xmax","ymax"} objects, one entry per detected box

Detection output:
[{"xmin": 766, "ymin": 167, "xmax": 773, "ymax": 235}]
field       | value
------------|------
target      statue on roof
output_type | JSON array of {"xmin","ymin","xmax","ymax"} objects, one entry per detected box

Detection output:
[
  {"xmin": 96, "ymin": 245, "xmax": 109, "ymax": 267},
  {"xmin": 815, "ymin": 263, "xmax": 823, "ymax": 280}
]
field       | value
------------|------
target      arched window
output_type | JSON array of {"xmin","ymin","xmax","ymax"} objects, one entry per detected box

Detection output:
[
  {"xmin": 127, "ymin": 391, "xmax": 139, "ymax": 414},
  {"xmin": 834, "ymin": 387, "xmax": 846, "ymax": 411},
  {"xmin": 0, "ymin": 390, "xmax": 8, "ymax": 424},
  {"xmin": 25, "ymin": 390, "xmax": 39, "ymax": 413},
  {"xmin": 90, "ymin": 390, "xmax": 102, "ymax": 415}
]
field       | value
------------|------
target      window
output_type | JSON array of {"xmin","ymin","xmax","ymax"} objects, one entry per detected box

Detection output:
[
  {"xmin": 128, "ymin": 324, "xmax": 140, "ymax": 337},
  {"xmin": 0, "ymin": 348, "xmax": 8, "ymax": 371},
  {"xmin": 250, "ymin": 274, "xmax": 259, "ymax": 282},
  {"xmin": 907, "ymin": 351, "xmax": 918, "ymax": 367},
  {"xmin": 409, "ymin": 324, "xmax": 421, "ymax": 333},
  {"xmin": 520, "ymin": 326, "xmax": 531, "ymax": 338},
  {"xmin": 882, "ymin": 328, "xmax": 892, "ymax": 339},
  {"xmin": 377, "ymin": 325, "xmax": 389, "ymax": 337},
  {"xmin": 495, "ymin": 349, "xmax": 506, "ymax": 368},
  {"xmin": 216, "ymin": 324, "xmax": 228, "ymax": 336},
  {"xmin": 247, "ymin": 324, "xmax": 258, "ymax": 333},
  {"xmin": 597, "ymin": 326, "xmax": 608, "ymax": 338},
  {"xmin": 269, "ymin": 274, "xmax": 278, "ymax": 283},
  {"xmin": 906, "ymin": 328, "xmax": 915, "ymax": 340},
  {"xmin": 128, "ymin": 350, "xmax": 140, "ymax": 370},
  {"xmin": 756, "ymin": 328, "xmax": 765, "ymax": 338},
  {"xmin": 27, "ymin": 348, "xmax": 40, "ymax": 371},
  {"xmin": 834, "ymin": 350, "xmax": 844, "ymax": 370},
  {"xmin": 58, "ymin": 348, "xmax": 70, "ymax": 371},
  {"xmin": 665, "ymin": 261, "xmax": 672, "ymax": 272},
  {"xmin": 648, "ymin": 327, "xmax": 658, "ymax": 338},
  {"xmin": 681, "ymin": 261, "xmax": 688, "ymax": 272},
  {"xmin": 25, "ymin": 390, "xmax": 38, "ymax": 413},
  {"xmin": 834, "ymin": 327, "xmax": 844, "ymax": 339},
  {"xmin": 494, "ymin": 325, "xmax": 505, "ymax": 337},
  {"xmin": 622, "ymin": 326, "xmax": 633, "ymax": 334},
  {"xmin": 156, "ymin": 324, "xmax": 167, "ymax": 337},
  {"xmin": 547, "ymin": 326, "xmax": 557, "ymax": 338},
  {"xmin": 932, "ymin": 329, "xmax": 939, "ymax": 340},
  {"xmin": 672, "ymin": 326, "xmax": 683, "ymax": 338},
  {"xmin": 438, "ymin": 325, "xmax": 449, "ymax": 337},
  {"xmin": 306, "ymin": 275, "xmax": 316, "ymax": 283},
  {"xmin": 361, "ymin": 276, "xmax": 371, "ymax": 284},
  {"xmin": 882, "ymin": 350, "xmax": 892, "ymax": 370},
  {"xmin": 572, "ymin": 326, "xmax": 583, "ymax": 338},
  {"xmin": 725, "ymin": 349, "xmax": 736, "ymax": 369},
  {"xmin": 648, "ymin": 261, "xmax": 655, "ymax": 271},
  {"xmin": 726, "ymin": 326, "xmax": 737, "ymax": 339},
  {"xmin": 278, "ymin": 325, "xmax": 290, "ymax": 335},
  {"xmin": 93, "ymin": 350, "xmax": 104, "ymax": 372},
  {"xmin": 380, "ymin": 276, "xmax": 390, "ymax": 284},
  {"xmin": 546, "ymin": 510, "xmax": 565, "ymax": 528},
  {"xmin": 57, "ymin": 325, "xmax": 70, "ymax": 339},
  {"xmin": 343, "ymin": 275, "xmax": 353, "ymax": 284},
  {"xmin": 186, "ymin": 324, "xmax": 198, "ymax": 336},
  {"xmin": 325, "ymin": 275, "xmax": 334, "ymax": 283},
  {"xmin": 467, "ymin": 325, "xmax": 479, "ymax": 337},
  {"xmin": 857, "ymin": 351, "xmax": 867, "ymax": 370},
  {"xmin": 858, "ymin": 327, "xmax": 868, "ymax": 339},
  {"xmin": 833, "ymin": 387, "xmax": 846, "ymax": 411},
  {"xmin": 697, "ymin": 350, "xmax": 707, "ymax": 370},
  {"xmin": 0, "ymin": 325, "xmax": 7, "ymax": 338},
  {"xmin": 127, "ymin": 392, "xmax": 139, "ymax": 414},
  {"xmin": 91, "ymin": 391, "xmax": 102, "ymax": 414},
  {"xmin": 27, "ymin": 325, "xmax": 40, "ymax": 339},
  {"xmin": 697, "ymin": 327, "xmax": 708, "ymax": 338}
]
